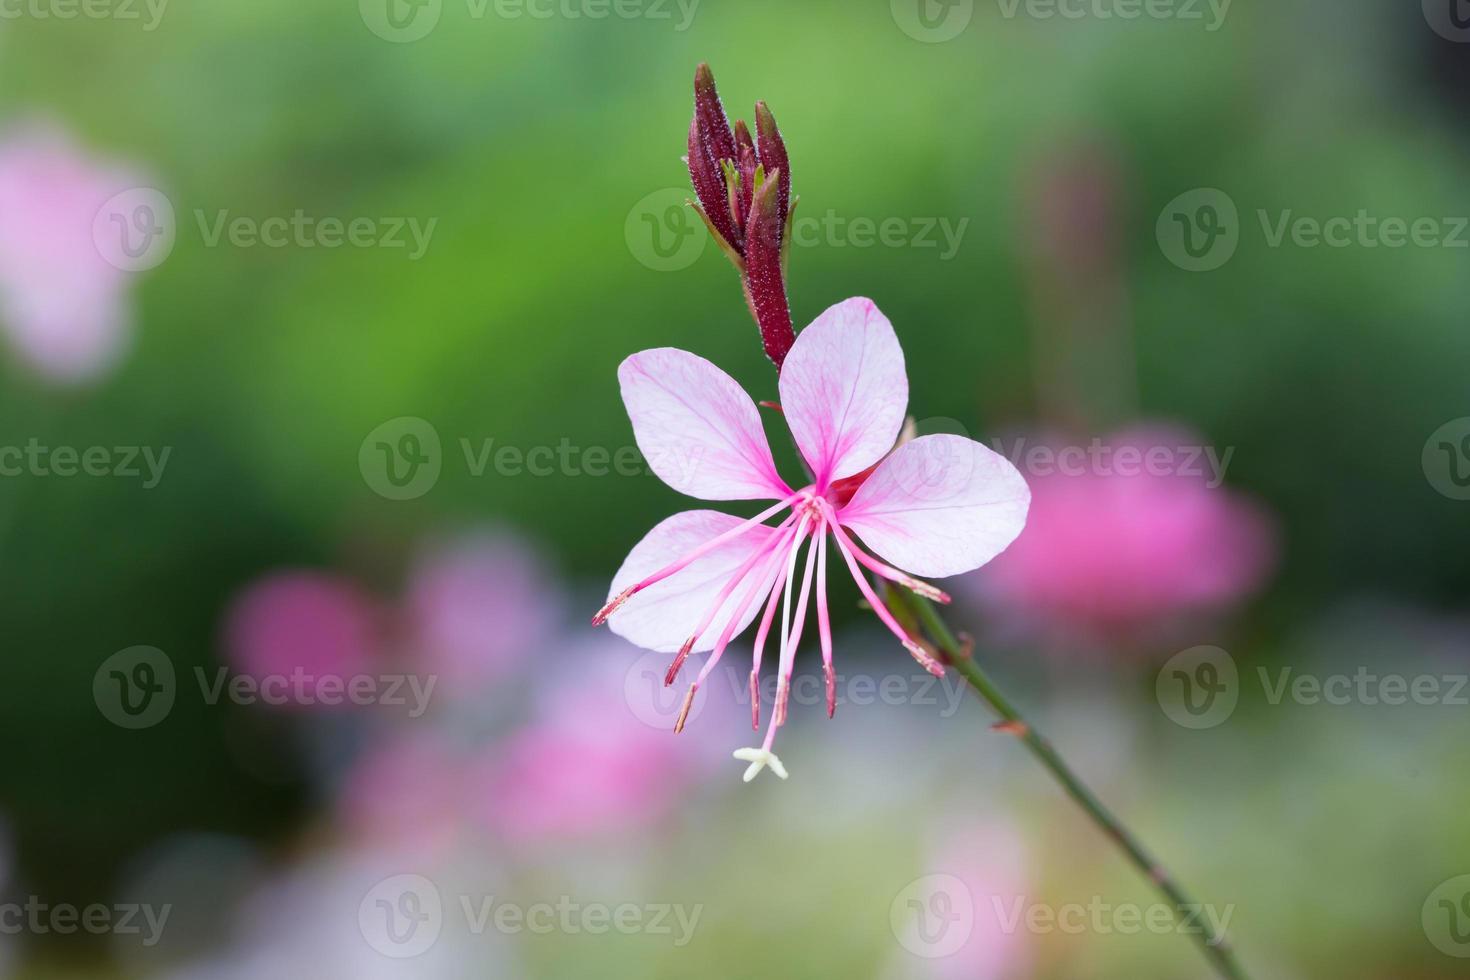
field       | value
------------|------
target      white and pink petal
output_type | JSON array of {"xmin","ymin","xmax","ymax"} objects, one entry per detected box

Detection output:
[
  {"xmin": 837, "ymin": 434, "xmax": 1030, "ymax": 578},
  {"xmin": 778, "ymin": 297, "xmax": 908, "ymax": 486},
  {"xmin": 619, "ymin": 348, "xmax": 789, "ymax": 501},
  {"xmin": 605, "ymin": 510, "xmax": 782, "ymax": 655}
]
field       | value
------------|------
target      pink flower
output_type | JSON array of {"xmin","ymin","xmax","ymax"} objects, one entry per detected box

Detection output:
[
  {"xmin": 593, "ymin": 297, "xmax": 1030, "ymax": 781},
  {"xmin": 222, "ymin": 571, "xmax": 378, "ymax": 709},
  {"xmin": 335, "ymin": 732, "xmax": 466, "ymax": 853},
  {"xmin": 0, "ymin": 124, "xmax": 143, "ymax": 383},
  {"xmin": 914, "ymin": 820, "xmax": 1033, "ymax": 980},
  {"xmin": 470, "ymin": 643, "xmax": 703, "ymax": 847},
  {"xmin": 404, "ymin": 529, "xmax": 559, "ymax": 688},
  {"xmin": 974, "ymin": 428, "xmax": 1274, "ymax": 646}
]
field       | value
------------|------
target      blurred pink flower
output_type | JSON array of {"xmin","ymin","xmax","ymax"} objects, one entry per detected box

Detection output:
[
  {"xmin": 924, "ymin": 821, "xmax": 1033, "ymax": 980},
  {"xmin": 0, "ymin": 123, "xmax": 145, "ymax": 383},
  {"xmin": 973, "ymin": 428, "xmax": 1274, "ymax": 647},
  {"xmin": 336, "ymin": 733, "xmax": 465, "ymax": 853},
  {"xmin": 222, "ymin": 571, "xmax": 378, "ymax": 709},
  {"xmin": 469, "ymin": 644, "xmax": 709, "ymax": 848},
  {"xmin": 404, "ymin": 529, "xmax": 560, "ymax": 687}
]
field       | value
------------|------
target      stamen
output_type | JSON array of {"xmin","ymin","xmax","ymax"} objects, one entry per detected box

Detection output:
[
  {"xmin": 687, "ymin": 519, "xmax": 802, "ymax": 724},
  {"xmin": 674, "ymin": 684, "xmax": 697, "ymax": 733},
  {"xmin": 665, "ymin": 512, "xmax": 800, "ymax": 685},
  {"xmin": 815, "ymin": 530, "xmax": 835, "ymax": 718},
  {"xmin": 591, "ymin": 586, "xmax": 635, "ymax": 627},
  {"xmin": 664, "ymin": 637, "xmax": 695, "ymax": 687},
  {"xmin": 826, "ymin": 518, "xmax": 951, "ymax": 604},
  {"xmin": 773, "ymin": 516, "xmax": 820, "ymax": 728},
  {"xmin": 748, "ymin": 513, "xmax": 809, "ymax": 728},
  {"xmin": 748, "ymin": 669, "xmax": 760, "ymax": 730},
  {"xmin": 591, "ymin": 491, "xmax": 803, "ymax": 625},
  {"xmin": 903, "ymin": 639, "xmax": 947, "ymax": 678},
  {"xmin": 823, "ymin": 506, "xmax": 937, "ymax": 671}
]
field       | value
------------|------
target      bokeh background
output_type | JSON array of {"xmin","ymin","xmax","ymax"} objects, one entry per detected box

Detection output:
[{"xmin": 0, "ymin": 0, "xmax": 1468, "ymax": 977}]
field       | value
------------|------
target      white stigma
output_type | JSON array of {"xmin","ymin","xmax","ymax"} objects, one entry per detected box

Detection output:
[{"xmin": 732, "ymin": 747, "xmax": 788, "ymax": 782}]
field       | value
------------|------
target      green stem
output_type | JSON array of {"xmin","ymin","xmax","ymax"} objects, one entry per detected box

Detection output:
[{"xmin": 891, "ymin": 588, "xmax": 1250, "ymax": 980}]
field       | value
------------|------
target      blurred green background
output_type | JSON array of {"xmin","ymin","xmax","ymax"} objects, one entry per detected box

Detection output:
[{"xmin": 0, "ymin": 0, "xmax": 1468, "ymax": 977}]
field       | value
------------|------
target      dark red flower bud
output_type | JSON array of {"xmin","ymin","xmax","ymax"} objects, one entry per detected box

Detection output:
[
  {"xmin": 734, "ymin": 121, "xmax": 757, "ymax": 238},
  {"xmin": 693, "ymin": 63, "xmax": 737, "ymax": 168},
  {"xmin": 686, "ymin": 114, "xmax": 739, "ymax": 254},
  {"xmin": 753, "ymin": 101, "xmax": 791, "ymax": 232},
  {"xmin": 742, "ymin": 172, "xmax": 795, "ymax": 367}
]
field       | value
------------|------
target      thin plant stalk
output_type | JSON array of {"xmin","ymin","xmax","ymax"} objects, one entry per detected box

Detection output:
[{"xmin": 887, "ymin": 587, "xmax": 1250, "ymax": 980}]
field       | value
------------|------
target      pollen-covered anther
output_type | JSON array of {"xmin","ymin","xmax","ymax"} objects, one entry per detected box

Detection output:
[
  {"xmin": 591, "ymin": 586, "xmax": 635, "ymax": 626},
  {"xmin": 823, "ymin": 662, "xmax": 836, "ymax": 718},
  {"xmin": 674, "ymin": 685, "xmax": 697, "ymax": 733},
  {"xmin": 664, "ymin": 637, "xmax": 696, "ymax": 686},
  {"xmin": 903, "ymin": 578, "xmax": 952, "ymax": 604},
  {"xmin": 749, "ymin": 669, "xmax": 761, "ymax": 730},
  {"xmin": 904, "ymin": 639, "xmax": 947, "ymax": 678},
  {"xmin": 774, "ymin": 677, "xmax": 789, "ymax": 727}
]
